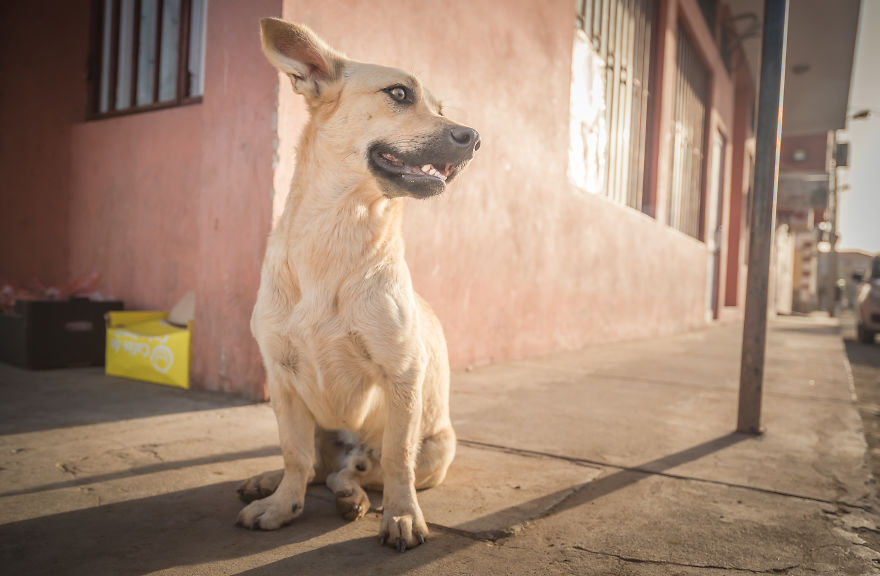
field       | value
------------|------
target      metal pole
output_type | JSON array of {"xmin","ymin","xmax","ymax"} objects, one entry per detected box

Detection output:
[
  {"xmin": 737, "ymin": 0, "xmax": 789, "ymax": 435},
  {"xmin": 828, "ymin": 151, "xmax": 839, "ymax": 317}
]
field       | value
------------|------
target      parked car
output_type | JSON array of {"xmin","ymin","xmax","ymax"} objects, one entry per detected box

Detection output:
[{"xmin": 856, "ymin": 255, "xmax": 880, "ymax": 344}]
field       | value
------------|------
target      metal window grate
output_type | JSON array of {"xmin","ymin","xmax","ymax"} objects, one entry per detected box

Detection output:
[
  {"xmin": 667, "ymin": 24, "xmax": 710, "ymax": 239},
  {"xmin": 90, "ymin": 0, "xmax": 207, "ymax": 118},
  {"xmin": 575, "ymin": 0, "xmax": 655, "ymax": 212}
]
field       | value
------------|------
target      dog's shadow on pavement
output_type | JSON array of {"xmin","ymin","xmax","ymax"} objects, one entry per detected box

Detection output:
[{"xmin": 0, "ymin": 481, "xmax": 353, "ymax": 575}]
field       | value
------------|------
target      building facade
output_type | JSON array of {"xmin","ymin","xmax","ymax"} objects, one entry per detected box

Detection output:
[{"xmin": 0, "ymin": 0, "xmax": 856, "ymax": 399}]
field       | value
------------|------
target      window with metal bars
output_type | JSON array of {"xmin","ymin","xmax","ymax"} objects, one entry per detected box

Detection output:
[
  {"xmin": 89, "ymin": 0, "xmax": 207, "ymax": 118},
  {"xmin": 573, "ymin": 0, "xmax": 656, "ymax": 212},
  {"xmin": 667, "ymin": 24, "xmax": 710, "ymax": 239}
]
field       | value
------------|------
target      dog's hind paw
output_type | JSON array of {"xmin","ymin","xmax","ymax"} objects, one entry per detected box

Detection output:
[
  {"xmin": 335, "ymin": 487, "xmax": 370, "ymax": 521},
  {"xmin": 236, "ymin": 492, "xmax": 303, "ymax": 531},
  {"xmin": 236, "ymin": 469, "xmax": 283, "ymax": 503}
]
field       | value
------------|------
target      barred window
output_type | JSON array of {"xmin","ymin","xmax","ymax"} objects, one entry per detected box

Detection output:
[
  {"xmin": 667, "ymin": 25, "xmax": 710, "ymax": 239},
  {"xmin": 571, "ymin": 0, "xmax": 656, "ymax": 212},
  {"xmin": 90, "ymin": 0, "xmax": 207, "ymax": 118}
]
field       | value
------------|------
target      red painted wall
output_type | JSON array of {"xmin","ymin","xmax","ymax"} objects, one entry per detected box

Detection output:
[
  {"xmin": 191, "ymin": 0, "xmax": 279, "ymax": 398},
  {"xmin": 69, "ymin": 107, "xmax": 202, "ymax": 311},
  {"xmin": 0, "ymin": 2, "xmax": 89, "ymax": 286},
  {"xmin": 3, "ymin": 0, "xmax": 754, "ymax": 397},
  {"xmin": 275, "ymin": 0, "xmax": 717, "ymax": 368},
  {"xmin": 67, "ymin": 0, "xmax": 280, "ymax": 399},
  {"xmin": 725, "ymin": 49, "xmax": 756, "ymax": 308}
]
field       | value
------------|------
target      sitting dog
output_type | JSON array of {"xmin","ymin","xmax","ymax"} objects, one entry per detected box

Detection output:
[{"xmin": 236, "ymin": 18, "xmax": 480, "ymax": 552}]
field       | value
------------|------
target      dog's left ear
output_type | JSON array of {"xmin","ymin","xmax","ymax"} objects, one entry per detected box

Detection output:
[{"xmin": 259, "ymin": 18, "xmax": 343, "ymax": 100}]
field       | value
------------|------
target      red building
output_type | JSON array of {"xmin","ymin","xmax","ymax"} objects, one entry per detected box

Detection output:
[{"xmin": 0, "ymin": 0, "xmax": 860, "ymax": 399}]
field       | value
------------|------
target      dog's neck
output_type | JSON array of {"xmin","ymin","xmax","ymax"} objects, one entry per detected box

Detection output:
[{"xmin": 278, "ymin": 125, "xmax": 407, "ymax": 286}]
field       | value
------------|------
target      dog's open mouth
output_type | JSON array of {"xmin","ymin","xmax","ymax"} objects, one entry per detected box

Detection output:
[
  {"xmin": 374, "ymin": 152, "xmax": 453, "ymax": 183},
  {"xmin": 368, "ymin": 142, "xmax": 470, "ymax": 198}
]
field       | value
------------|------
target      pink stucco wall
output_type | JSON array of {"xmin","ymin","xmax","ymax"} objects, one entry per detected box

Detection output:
[
  {"xmin": 274, "ymin": 0, "xmax": 713, "ymax": 368},
  {"xmin": 3, "ymin": 0, "xmax": 753, "ymax": 396},
  {"xmin": 68, "ymin": 0, "xmax": 280, "ymax": 398},
  {"xmin": 69, "ymin": 106, "xmax": 202, "ymax": 310},
  {"xmin": 0, "ymin": 2, "xmax": 89, "ymax": 286},
  {"xmin": 191, "ymin": 0, "xmax": 279, "ymax": 398},
  {"xmin": 725, "ymin": 47, "xmax": 756, "ymax": 308},
  {"xmin": 654, "ymin": 0, "xmax": 739, "ymax": 317}
]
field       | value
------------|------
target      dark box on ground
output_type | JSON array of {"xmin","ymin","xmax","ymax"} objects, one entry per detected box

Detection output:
[{"xmin": 0, "ymin": 299, "xmax": 124, "ymax": 369}]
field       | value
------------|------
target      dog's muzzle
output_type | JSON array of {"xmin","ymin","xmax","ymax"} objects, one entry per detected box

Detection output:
[{"xmin": 367, "ymin": 125, "xmax": 481, "ymax": 199}]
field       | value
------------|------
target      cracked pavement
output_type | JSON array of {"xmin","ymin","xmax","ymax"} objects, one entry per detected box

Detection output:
[{"xmin": 1, "ymin": 314, "xmax": 878, "ymax": 575}]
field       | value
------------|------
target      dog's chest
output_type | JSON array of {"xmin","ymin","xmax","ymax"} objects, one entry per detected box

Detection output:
[{"xmin": 283, "ymin": 297, "xmax": 387, "ymax": 432}]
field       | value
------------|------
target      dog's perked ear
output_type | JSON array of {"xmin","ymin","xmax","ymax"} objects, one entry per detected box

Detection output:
[{"xmin": 259, "ymin": 18, "xmax": 343, "ymax": 100}]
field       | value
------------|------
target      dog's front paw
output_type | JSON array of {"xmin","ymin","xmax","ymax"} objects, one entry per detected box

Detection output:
[
  {"xmin": 236, "ymin": 491, "xmax": 304, "ymax": 530},
  {"xmin": 379, "ymin": 501, "xmax": 429, "ymax": 552}
]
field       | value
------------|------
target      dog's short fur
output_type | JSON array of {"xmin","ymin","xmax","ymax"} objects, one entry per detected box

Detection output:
[{"xmin": 235, "ymin": 19, "xmax": 480, "ymax": 552}]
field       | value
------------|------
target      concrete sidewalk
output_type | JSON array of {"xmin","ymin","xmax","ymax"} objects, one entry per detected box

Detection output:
[{"xmin": 1, "ymin": 315, "xmax": 878, "ymax": 575}]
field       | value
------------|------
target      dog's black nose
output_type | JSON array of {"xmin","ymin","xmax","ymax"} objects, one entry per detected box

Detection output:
[{"xmin": 450, "ymin": 126, "xmax": 480, "ymax": 151}]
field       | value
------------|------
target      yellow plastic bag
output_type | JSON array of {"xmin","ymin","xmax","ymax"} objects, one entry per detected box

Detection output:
[{"xmin": 105, "ymin": 311, "xmax": 191, "ymax": 389}]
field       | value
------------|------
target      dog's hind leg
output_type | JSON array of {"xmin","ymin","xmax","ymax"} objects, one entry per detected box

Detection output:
[
  {"xmin": 237, "ymin": 469, "xmax": 283, "ymax": 503},
  {"xmin": 327, "ymin": 469, "xmax": 372, "ymax": 521},
  {"xmin": 415, "ymin": 425, "xmax": 456, "ymax": 490},
  {"xmin": 326, "ymin": 440, "xmax": 380, "ymax": 521},
  {"xmin": 237, "ymin": 373, "xmax": 315, "ymax": 530}
]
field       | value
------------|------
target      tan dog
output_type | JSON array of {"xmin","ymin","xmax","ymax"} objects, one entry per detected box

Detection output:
[{"xmin": 236, "ymin": 18, "xmax": 480, "ymax": 552}]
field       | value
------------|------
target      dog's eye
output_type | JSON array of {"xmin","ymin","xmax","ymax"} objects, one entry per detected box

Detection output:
[{"xmin": 385, "ymin": 86, "xmax": 411, "ymax": 103}]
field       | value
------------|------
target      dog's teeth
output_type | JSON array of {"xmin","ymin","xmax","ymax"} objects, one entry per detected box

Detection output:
[{"xmin": 416, "ymin": 163, "xmax": 447, "ymax": 181}]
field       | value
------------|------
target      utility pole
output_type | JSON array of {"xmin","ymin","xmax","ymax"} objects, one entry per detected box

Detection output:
[
  {"xmin": 828, "ymin": 146, "xmax": 838, "ymax": 318},
  {"xmin": 737, "ymin": 0, "xmax": 789, "ymax": 435}
]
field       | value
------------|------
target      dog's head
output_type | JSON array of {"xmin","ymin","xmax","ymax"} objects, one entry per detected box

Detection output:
[{"xmin": 260, "ymin": 18, "xmax": 480, "ymax": 199}]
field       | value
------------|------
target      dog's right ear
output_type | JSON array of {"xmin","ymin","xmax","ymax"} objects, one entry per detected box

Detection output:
[{"xmin": 259, "ymin": 18, "xmax": 342, "ymax": 99}]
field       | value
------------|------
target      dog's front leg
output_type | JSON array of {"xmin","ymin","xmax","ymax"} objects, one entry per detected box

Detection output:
[
  {"xmin": 237, "ymin": 377, "xmax": 314, "ymax": 530},
  {"xmin": 380, "ymin": 362, "xmax": 428, "ymax": 551}
]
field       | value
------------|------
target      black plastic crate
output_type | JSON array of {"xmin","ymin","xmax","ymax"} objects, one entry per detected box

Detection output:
[{"xmin": 0, "ymin": 299, "xmax": 124, "ymax": 369}]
